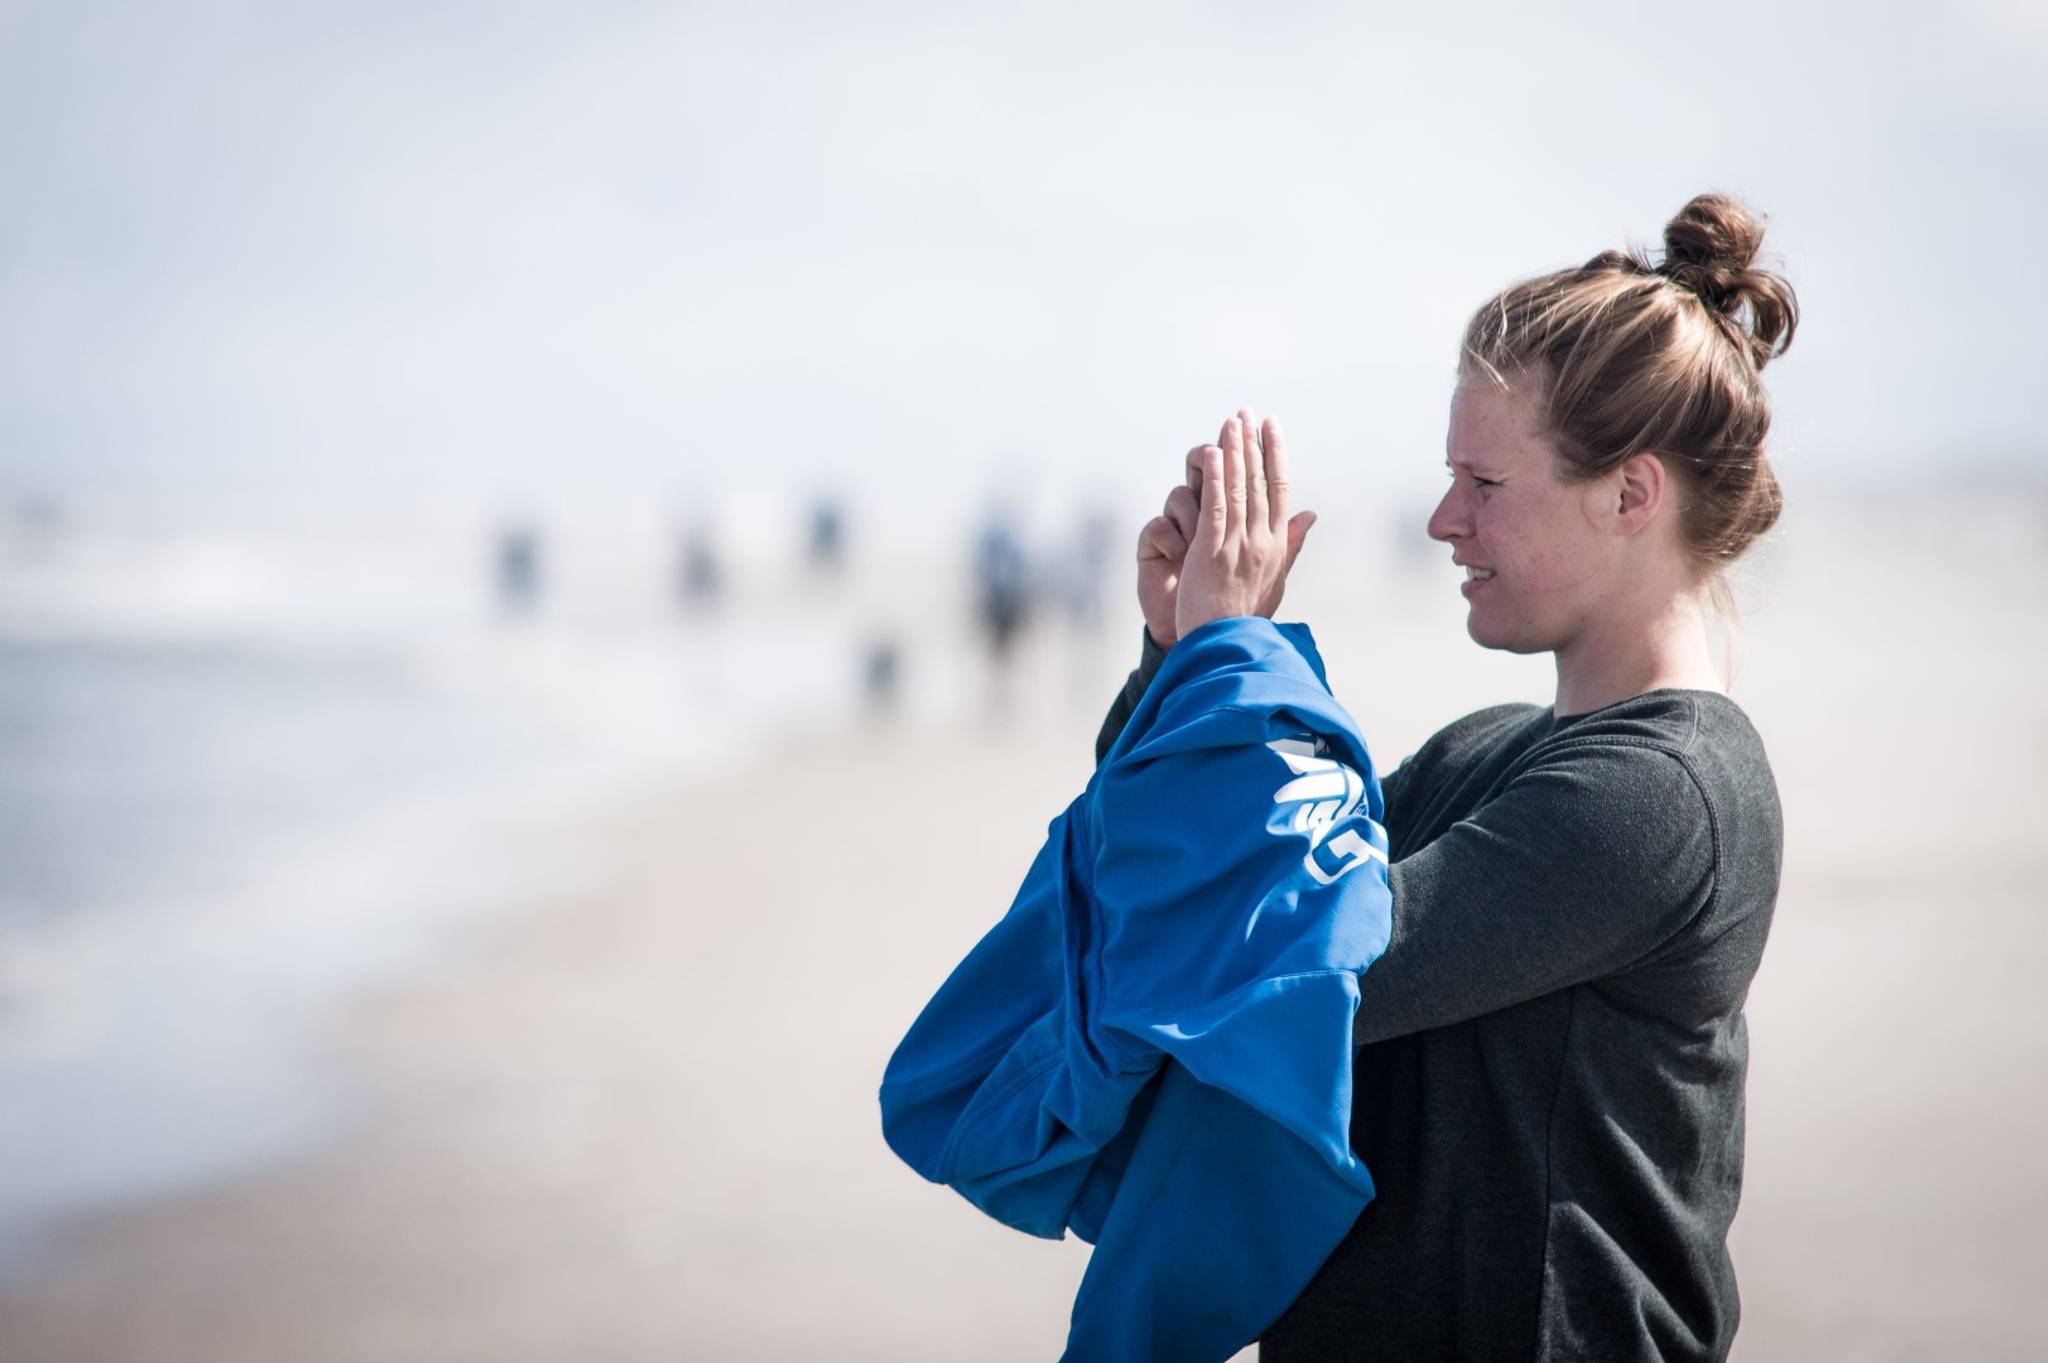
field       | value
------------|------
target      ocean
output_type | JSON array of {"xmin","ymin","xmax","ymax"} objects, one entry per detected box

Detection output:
[{"xmin": 0, "ymin": 496, "xmax": 880, "ymax": 1274}]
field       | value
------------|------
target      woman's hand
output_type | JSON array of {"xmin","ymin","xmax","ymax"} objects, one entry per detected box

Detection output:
[
  {"xmin": 1135, "ymin": 460, "xmax": 1205, "ymax": 649},
  {"xmin": 1174, "ymin": 408, "xmax": 1316, "ymax": 641}
]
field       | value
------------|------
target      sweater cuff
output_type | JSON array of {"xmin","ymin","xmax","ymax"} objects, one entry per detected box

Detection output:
[{"xmin": 1137, "ymin": 626, "xmax": 1171, "ymax": 688}]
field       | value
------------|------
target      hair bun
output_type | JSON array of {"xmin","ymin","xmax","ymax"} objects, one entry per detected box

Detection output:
[{"xmin": 1658, "ymin": 193, "xmax": 1799, "ymax": 370}]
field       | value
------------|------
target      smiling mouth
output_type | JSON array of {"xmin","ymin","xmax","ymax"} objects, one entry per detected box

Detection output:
[{"xmin": 1463, "ymin": 567, "xmax": 1496, "ymax": 581}]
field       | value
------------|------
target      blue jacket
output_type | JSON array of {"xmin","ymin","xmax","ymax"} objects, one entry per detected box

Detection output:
[{"xmin": 879, "ymin": 617, "xmax": 1394, "ymax": 1361}]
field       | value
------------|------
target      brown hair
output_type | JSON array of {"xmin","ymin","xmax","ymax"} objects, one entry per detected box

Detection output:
[{"xmin": 1458, "ymin": 193, "xmax": 1798, "ymax": 680}]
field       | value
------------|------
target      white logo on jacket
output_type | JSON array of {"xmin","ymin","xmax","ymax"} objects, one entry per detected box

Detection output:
[{"xmin": 1265, "ymin": 737, "xmax": 1388, "ymax": 885}]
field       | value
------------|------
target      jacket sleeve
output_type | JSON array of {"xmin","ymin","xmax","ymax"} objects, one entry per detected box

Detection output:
[
  {"xmin": 1086, "ymin": 621, "xmax": 1392, "ymax": 1179},
  {"xmin": 876, "ymin": 796, "xmax": 1134, "ymax": 1240},
  {"xmin": 886, "ymin": 617, "xmax": 1395, "ymax": 1359},
  {"xmin": 1352, "ymin": 737, "xmax": 1719, "ymax": 1046},
  {"xmin": 1096, "ymin": 630, "xmax": 1423, "ymax": 829}
]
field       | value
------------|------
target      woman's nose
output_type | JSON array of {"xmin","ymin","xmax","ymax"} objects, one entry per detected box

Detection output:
[{"xmin": 1427, "ymin": 485, "xmax": 1467, "ymax": 543}]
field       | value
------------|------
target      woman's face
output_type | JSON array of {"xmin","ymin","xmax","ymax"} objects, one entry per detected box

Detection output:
[{"xmin": 1429, "ymin": 374, "xmax": 1621, "ymax": 654}]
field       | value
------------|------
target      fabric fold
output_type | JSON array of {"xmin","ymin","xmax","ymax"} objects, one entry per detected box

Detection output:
[{"xmin": 879, "ymin": 616, "xmax": 1393, "ymax": 1361}]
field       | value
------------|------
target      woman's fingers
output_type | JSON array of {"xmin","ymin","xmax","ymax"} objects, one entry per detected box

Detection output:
[
  {"xmin": 1138, "ymin": 513, "xmax": 1187, "ymax": 562},
  {"xmin": 1283, "ymin": 509, "xmax": 1316, "ymax": 570},
  {"xmin": 1263, "ymin": 416, "xmax": 1289, "ymax": 533},
  {"xmin": 1240, "ymin": 408, "xmax": 1269, "ymax": 538},
  {"xmin": 1164, "ymin": 484, "xmax": 1200, "ymax": 544},
  {"xmin": 1175, "ymin": 404, "xmax": 1311, "ymax": 634},
  {"xmin": 1219, "ymin": 415, "xmax": 1247, "ymax": 540},
  {"xmin": 1183, "ymin": 409, "xmax": 1285, "ymax": 551},
  {"xmin": 1197, "ymin": 443, "xmax": 1227, "ymax": 546}
]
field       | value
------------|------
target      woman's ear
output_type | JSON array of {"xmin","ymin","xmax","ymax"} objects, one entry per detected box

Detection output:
[{"xmin": 1614, "ymin": 452, "xmax": 1669, "ymax": 537}]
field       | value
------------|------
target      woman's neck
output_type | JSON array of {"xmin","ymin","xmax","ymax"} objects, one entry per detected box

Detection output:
[{"xmin": 1551, "ymin": 589, "xmax": 1722, "ymax": 719}]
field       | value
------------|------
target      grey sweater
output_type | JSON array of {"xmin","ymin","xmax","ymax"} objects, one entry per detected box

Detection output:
[{"xmin": 1094, "ymin": 628, "xmax": 1783, "ymax": 1362}]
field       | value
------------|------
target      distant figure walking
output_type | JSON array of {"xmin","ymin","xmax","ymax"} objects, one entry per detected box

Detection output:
[
  {"xmin": 677, "ymin": 523, "xmax": 724, "ymax": 610},
  {"xmin": 972, "ymin": 511, "xmax": 1033, "ymax": 715},
  {"xmin": 494, "ymin": 522, "xmax": 543, "ymax": 615},
  {"xmin": 807, "ymin": 497, "xmax": 847, "ymax": 576},
  {"xmin": 861, "ymin": 634, "xmax": 902, "ymax": 717}
]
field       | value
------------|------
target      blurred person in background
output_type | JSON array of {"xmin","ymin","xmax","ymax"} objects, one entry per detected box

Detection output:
[
  {"xmin": 676, "ymin": 518, "xmax": 724, "ymax": 611},
  {"xmin": 860, "ymin": 631, "xmax": 903, "ymax": 718},
  {"xmin": 972, "ymin": 503, "xmax": 1034, "ymax": 718},
  {"xmin": 807, "ymin": 494, "xmax": 847, "ymax": 577},
  {"xmin": 1097, "ymin": 193, "xmax": 1793, "ymax": 1362},
  {"xmin": 492, "ymin": 519, "xmax": 544, "ymax": 615}
]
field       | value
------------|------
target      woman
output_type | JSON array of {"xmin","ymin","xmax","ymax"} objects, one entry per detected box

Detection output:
[{"xmin": 1094, "ymin": 193, "xmax": 1793, "ymax": 1362}]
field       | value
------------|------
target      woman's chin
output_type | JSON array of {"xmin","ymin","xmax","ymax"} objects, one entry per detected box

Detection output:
[{"xmin": 1464, "ymin": 611, "xmax": 1543, "ymax": 656}]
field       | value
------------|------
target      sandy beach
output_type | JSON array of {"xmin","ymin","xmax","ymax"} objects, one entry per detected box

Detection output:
[{"xmin": 3, "ymin": 517, "xmax": 2045, "ymax": 1361}]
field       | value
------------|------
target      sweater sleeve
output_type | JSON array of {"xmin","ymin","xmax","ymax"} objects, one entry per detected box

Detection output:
[
  {"xmin": 1377, "ymin": 759, "xmax": 1410, "ymax": 827},
  {"xmin": 1093, "ymin": 626, "xmax": 1172, "ymax": 766},
  {"xmin": 1352, "ymin": 738, "xmax": 1718, "ymax": 1047}
]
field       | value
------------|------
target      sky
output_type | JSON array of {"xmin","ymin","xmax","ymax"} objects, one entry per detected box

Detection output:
[{"xmin": 2, "ymin": 0, "xmax": 2043, "ymax": 525}]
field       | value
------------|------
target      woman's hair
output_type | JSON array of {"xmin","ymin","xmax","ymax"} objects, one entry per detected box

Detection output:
[{"xmin": 1458, "ymin": 193, "xmax": 1797, "ymax": 681}]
